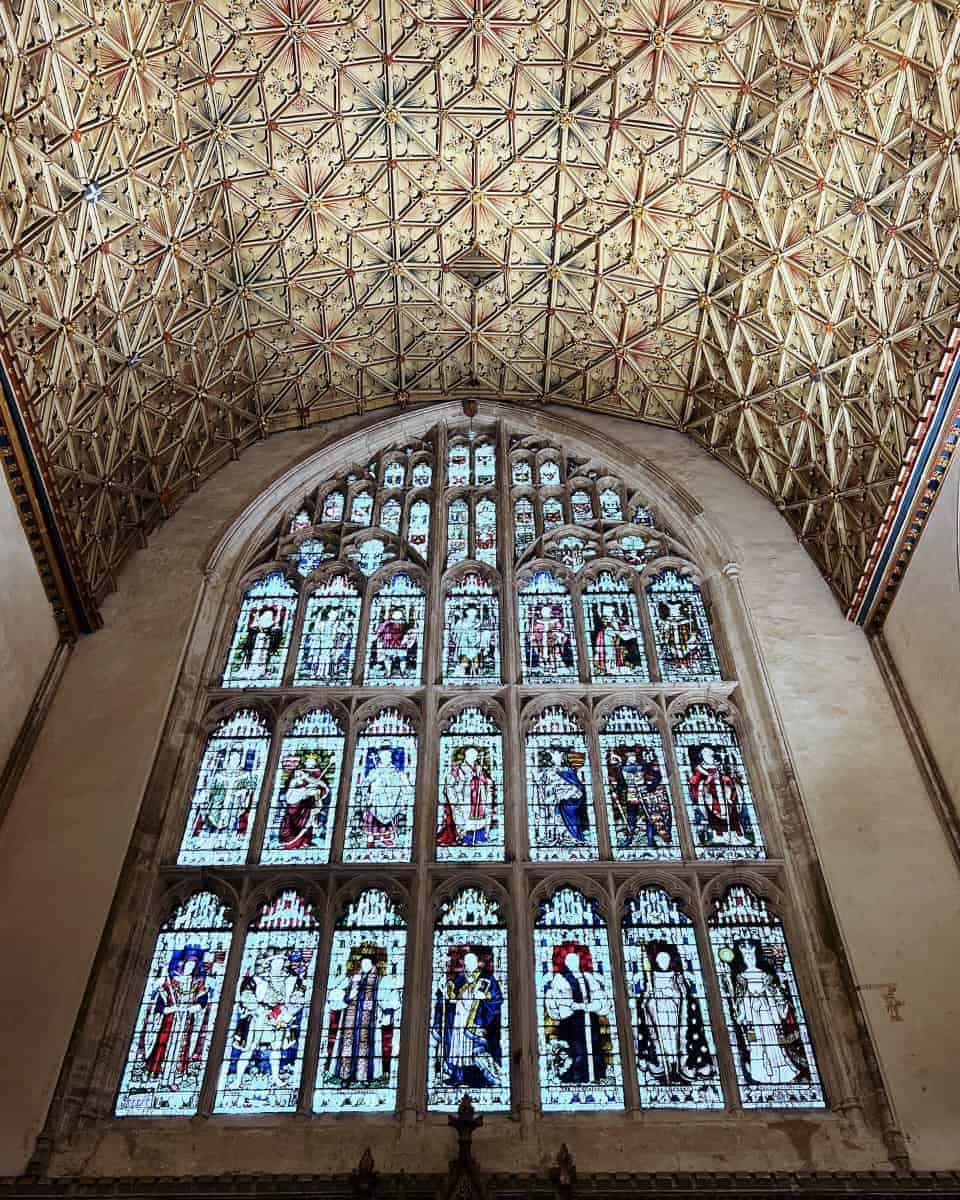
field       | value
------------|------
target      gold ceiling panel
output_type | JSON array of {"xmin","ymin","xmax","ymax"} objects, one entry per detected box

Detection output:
[{"xmin": 1, "ymin": 0, "xmax": 959, "ymax": 602}]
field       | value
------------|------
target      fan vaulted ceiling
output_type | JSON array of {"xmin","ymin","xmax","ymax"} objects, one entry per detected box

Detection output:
[{"xmin": 1, "ymin": 0, "xmax": 959, "ymax": 606}]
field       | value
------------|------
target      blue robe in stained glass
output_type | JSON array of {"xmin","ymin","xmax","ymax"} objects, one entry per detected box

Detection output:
[{"xmin": 432, "ymin": 953, "xmax": 504, "ymax": 1091}]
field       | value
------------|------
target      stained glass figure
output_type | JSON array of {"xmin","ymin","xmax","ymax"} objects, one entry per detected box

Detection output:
[
  {"xmin": 349, "ymin": 489, "xmax": 374, "ymax": 526},
  {"xmin": 262, "ymin": 710, "xmax": 345, "ymax": 863},
  {"xmin": 542, "ymin": 496, "xmax": 564, "ymax": 529},
  {"xmin": 380, "ymin": 497, "xmax": 402, "ymax": 535},
  {"xmin": 475, "ymin": 498, "xmax": 497, "ymax": 566},
  {"xmin": 447, "ymin": 497, "xmax": 469, "ymax": 567},
  {"xmin": 443, "ymin": 573, "xmax": 500, "ymax": 686},
  {"xmin": 583, "ymin": 571, "xmax": 649, "ymax": 683},
  {"xmin": 222, "ymin": 573, "xmax": 297, "ymax": 687},
  {"xmin": 344, "ymin": 708, "xmax": 417, "ymax": 862},
  {"xmin": 384, "ymin": 459, "xmax": 406, "ymax": 488},
  {"xmin": 408, "ymin": 498, "xmax": 431, "ymax": 558},
  {"xmin": 436, "ymin": 708, "xmax": 503, "ymax": 861},
  {"xmin": 607, "ymin": 534, "xmax": 655, "ymax": 566},
  {"xmin": 622, "ymin": 887, "xmax": 722, "ymax": 1108},
  {"xmin": 571, "ymin": 489, "xmax": 594, "ymax": 523},
  {"xmin": 512, "ymin": 458, "xmax": 532, "ymax": 485},
  {"xmin": 292, "ymin": 538, "xmax": 334, "ymax": 577},
  {"xmin": 539, "ymin": 458, "xmax": 561, "ymax": 485},
  {"xmin": 674, "ymin": 705, "xmax": 764, "ymax": 860},
  {"xmin": 117, "ymin": 892, "xmax": 232, "ymax": 1116},
  {"xmin": 599, "ymin": 488, "xmax": 623, "ymax": 522},
  {"xmin": 347, "ymin": 537, "xmax": 392, "ymax": 576},
  {"xmin": 448, "ymin": 443, "xmax": 470, "ymax": 487},
  {"xmin": 428, "ymin": 887, "xmax": 510, "ymax": 1112},
  {"xmin": 178, "ymin": 710, "xmax": 270, "ymax": 866},
  {"xmin": 632, "ymin": 504, "xmax": 655, "ymax": 527},
  {"xmin": 412, "ymin": 460, "xmax": 433, "ymax": 488},
  {"xmin": 294, "ymin": 574, "xmax": 361, "ymax": 684},
  {"xmin": 709, "ymin": 886, "xmax": 824, "ymax": 1108},
  {"xmin": 514, "ymin": 496, "xmax": 536, "ymax": 560},
  {"xmin": 518, "ymin": 569, "xmax": 578, "ymax": 684},
  {"xmin": 599, "ymin": 706, "xmax": 678, "ymax": 860},
  {"xmin": 291, "ymin": 507, "xmax": 312, "ymax": 533},
  {"xmin": 534, "ymin": 887, "xmax": 623, "ymax": 1110},
  {"xmin": 475, "ymin": 441, "xmax": 496, "ymax": 486},
  {"xmin": 363, "ymin": 572, "xmax": 425, "ymax": 686},
  {"xmin": 321, "ymin": 490, "xmax": 345, "ymax": 523},
  {"xmin": 546, "ymin": 535, "xmax": 596, "ymax": 573},
  {"xmin": 315, "ymin": 889, "xmax": 407, "ymax": 1112},
  {"xmin": 525, "ymin": 707, "xmax": 597, "ymax": 860},
  {"xmin": 647, "ymin": 569, "xmax": 721, "ymax": 682},
  {"xmin": 214, "ymin": 891, "xmax": 319, "ymax": 1113}
]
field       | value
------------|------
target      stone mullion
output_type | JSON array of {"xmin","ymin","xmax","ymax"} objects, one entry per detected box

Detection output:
[
  {"xmin": 281, "ymin": 576, "xmax": 310, "ymax": 688},
  {"xmin": 691, "ymin": 872, "xmax": 742, "ymax": 1112},
  {"xmin": 586, "ymin": 692, "xmax": 613, "ymax": 861},
  {"xmin": 604, "ymin": 867, "xmax": 640, "ymax": 1112},
  {"xmin": 398, "ymin": 861, "xmax": 431, "ymax": 1123},
  {"xmin": 636, "ymin": 561, "xmax": 662, "ymax": 685},
  {"xmin": 195, "ymin": 885, "xmax": 251, "ymax": 1117},
  {"xmin": 661, "ymin": 688, "xmax": 699, "ymax": 863},
  {"xmin": 296, "ymin": 877, "xmax": 337, "ymax": 1115},
  {"xmin": 329, "ymin": 698, "xmax": 361, "ymax": 864},
  {"xmin": 246, "ymin": 703, "xmax": 287, "ymax": 865},
  {"xmin": 508, "ymin": 850, "xmax": 536, "ymax": 1127}
]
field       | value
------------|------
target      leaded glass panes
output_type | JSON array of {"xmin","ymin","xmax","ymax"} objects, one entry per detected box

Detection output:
[
  {"xmin": 292, "ymin": 538, "xmax": 334, "ymax": 577},
  {"xmin": 571, "ymin": 489, "xmax": 593, "ymax": 522},
  {"xmin": 436, "ymin": 707, "xmax": 503, "ymax": 861},
  {"xmin": 364, "ymin": 572, "xmax": 425, "ymax": 685},
  {"xmin": 408, "ymin": 499, "xmax": 430, "ymax": 558},
  {"xmin": 600, "ymin": 488, "xmax": 623, "ymax": 522},
  {"xmin": 262, "ymin": 710, "xmax": 345, "ymax": 863},
  {"xmin": 117, "ymin": 893, "xmax": 232, "ymax": 1116},
  {"xmin": 535, "ymin": 887, "xmax": 623, "ymax": 1110},
  {"xmin": 315, "ymin": 889, "xmax": 407, "ymax": 1112},
  {"xmin": 709, "ymin": 886, "xmax": 824, "ymax": 1108},
  {"xmin": 608, "ymin": 534, "xmax": 655, "ymax": 566},
  {"xmin": 178, "ymin": 711, "xmax": 270, "ymax": 866},
  {"xmin": 294, "ymin": 575, "xmax": 361, "ymax": 685},
  {"xmin": 428, "ymin": 887, "xmax": 510, "ymax": 1112},
  {"xmin": 448, "ymin": 443, "xmax": 470, "ymax": 487},
  {"xmin": 674, "ymin": 705, "xmax": 764, "ymax": 860},
  {"xmin": 475, "ymin": 441, "xmax": 496, "ymax": 486},
  {"xmin": 632, "ymin": 504, "xmax": 655, "ymax": 526},
  {"xmin": 384, "ymin": 460, "xmax": 406, "ymax": 488},
  {"xmin": 540, "ymin": 458, "xmax": 561, "ymax": 485},
  {"xmin": 518, "ymin": 569, "xmax": 577, "ymax": 684},
  {"xmin": 214, "ymin": 892, "xmax": 319, "ymax": 1113},
  {"xmin": 380, "ymin": 497, "xmax": 401, "ymax": 535},
  {"xmin": 512, "ymin": 458, "xmax": 532, "ymax": 485},
  {"xmin": 412, "ymin": 461, "xmax": 432, "ymax": 488},
  {"xmin": 223, "ymin": 573, "xmax": 297, "ymax": 687},
  {"xmin": 542, "ymin": 496, "xmax": 564, "ymax": 529},
  {"xmin": 583, "ymin": 571, "xmax": 649, "ymax": 683},
  {"xmin": 475, "ymin": 498, "xmax": 496, "ymax": 566},
  {"xmin": 514, "ymin": 496, "xmax": 536, "ymax": 560},
  {"xmin": 599, "ymin": 707, "xmax": 679, "ymax": 860},
  {"xmin": 622, "ymin": 887, "xmax": 722, "ymax": 1108},
  {"xmin": 526, "ymin": 707, "xmax": 597, "ymax": 861},
  {"xmin": 347, "ymin": 538, "xmax": 391, "ymax": 576},
  {"xmin": 447, "ymin": 497, "xmax": 469, "ymax": 566},
  {"xmin": 291, "ymin": 507, "xmax": 311, "ymax": 533},
  {"xmin": 443, "ymin": 573, "xmax": 500, "ymax": 686},
  {"xmin": 344, "ymin": 708, "xmax": 417, "ymax": 862},
  {"xmin": 647, "ymin": 569, "xmax": 721, "ymax": 682},
  {"xmin": 546, "ymin": 534, "xmax": 596, "ymax": 573},
  {"xmin": 350, "ymin": 489, "xmax": 374, "ymax": 526},
  {"xmin": 321, "ymin": 490, "xmax": 345, "ymax": 523}
]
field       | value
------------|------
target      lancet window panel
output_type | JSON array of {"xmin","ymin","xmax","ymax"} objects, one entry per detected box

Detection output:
[
  {"xmin": 320, "ymin": 490, "xmax": 345, "ymax": 524},
  {"xmin": 513, "ymin": 496, "xmax": 536, "ymax": 561},
  {"xmin": 475, "ymin": 497, "xmax": 497, "ymax": 566},
  {"xmin": 291, "ymin": 506, "xmax": 313, "ymax": 534},
  {"xmin": 647, "ymin": 569, "xmax": 722, "ymax": 684},
  {"xmin": 599, "ymin": 487, "xmax": 624, "ymax": 522},
  {"xmin": 294, "ymin": 575, "xmax": 362, "ymax": 686},
  {"xmin": 518, "ymin": 568, "xmax": 578, "ymax": 684},
  {"xmin": 349, "ymin": 489, "xmax": 375, "ymax": 526},
  {"xmin": 436, "ymin": 706, "xmax": 504, "ymax": 862},
  {"xmin": 380, "ymin": 497, "xmax": 402, "ymax": 535},
  {"xmin": 511, "ymin": 457, "xmax": 533, "ymax": 486},
  {"xmin": 407, "ymin": 498, "xmax": 431, "ymax": 559},
  {"xmin": 363, "ymin": 571, "xmax": 426, "ymax": 686},
  {"xmin": 474, "ymin": 441, "xmax": 496, "ymax": 486},
  {"xmin": 571, "ymin": 488, "xmax": 594, "ymax": 523},
  {"xmin": 443, "ymin": 572, "xmax": 501, "ymax": 686},
  {"xmin": 291, "ymin": 538, "xmax": 336, "ymax": 578},
  {"xmin": 525, "ymin": 706, "xmax": 598, "ymax": 862},
  {"xmin": 448, "ymin": 442, "xmax": 471, "ymax": 488},
  {"xmin": 411, "ymin": 460, "xmax": 433, "ymax": 489},
  {"xmin": 542, "ymin": 495, "xmax": 565, "ymax": 531},
  {"xmin": 447, "ymin": 497, "xmax": 469, "ymax": 567},
  {"xmin": 598, "ymin": 707, "xmax": 679, "ymax": 861},
  {"xmin": 583, "ymin": 570, "xmax": 650, "ymax": 684},
  {"xmin": 383, "ymin": 460, "xmax": 406, "ymax": 488},
  {"xmin": 344, "ymin": 708, "xmax": 418, "ymax": 863},
  {"xmin": 262, "ymin": 709, "xmax": 346, "ymax": 864},
  {"xmin": 222, "ymin": 572, "xmax": 298, "ymax": 688}
]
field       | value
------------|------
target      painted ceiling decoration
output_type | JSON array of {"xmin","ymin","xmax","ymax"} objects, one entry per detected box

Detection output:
[{"xmin": 2, "ymin": 0, "xmax": 960, "ymax": 625}]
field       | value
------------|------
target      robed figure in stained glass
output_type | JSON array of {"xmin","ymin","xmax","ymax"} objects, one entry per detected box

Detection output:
[
  {"xmin": 634, "ymin": 944, "xmax": 713, "ymax": 1088},
  {"xmin": 437, "ymin": 745, "xmax": 495, "ymax": 849},
  {"xmin": 369, "ymin": 606, "xmax": 419, "ymax": 681},
  {"xmin": 688, "ymin": 745, "xmax": 754, "ymax": 848},
  {"xmin": 275, "ymin": 752, "xmax": 333, "ymax": 852},
  {"xmin": 721, "ymin": 940, "xmax": 811, "ymax": 1086},
  {"xmin": 608, "ymin": 746, "xmax": 672, "ymax": 850},
  {"xmin": 325, "ymin": 950, "xmax": 395, "ymax": 1085},
  {"xmin": 225, "ymin": 949, "xmax": 308, "ymax": 1089},
  {"xmin": 534, "ymin": 746, "xmax": 590, "ymax": 844},
  {"xmin": 591, "ymin": 603, "xmax": 643, "ymax": 676},
  {"xmin": 235, "ymin": 605, "xmax": 288, "ymax": 678},
  {"xmin": 448, "ymin": 603, "xmax": 495, "ymax": 678},
  {"xmin": 543, "ymin": 946, "xmax": 612, "ymax": 1085},
  {"xmin": 301, "ymin": 604, "xmax": 355, "ymax": 682},
  {"xmin": 432, "ymin": 948, "xmax": 504, "ymax": 1090},
  {"xmin": 526, "ymin": 603, "xmax": 574, "ymax": 674},
  {"xmin": 138, "ymin": 946, "xmax": 214, "ymax": 1086},
  {"xmin": 357, "ymin": 745, "xmax": 413, "ymax": 850}
]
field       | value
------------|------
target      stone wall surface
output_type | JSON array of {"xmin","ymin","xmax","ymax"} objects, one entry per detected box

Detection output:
[{"xmin": 0, "ymin": 405, "xmax": 957, "ymax": 1177}]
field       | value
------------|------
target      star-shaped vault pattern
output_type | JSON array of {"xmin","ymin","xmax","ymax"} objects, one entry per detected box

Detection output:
[{"xmin": 2, "ymin": 0, "xmax": 960, "ymax": 604}]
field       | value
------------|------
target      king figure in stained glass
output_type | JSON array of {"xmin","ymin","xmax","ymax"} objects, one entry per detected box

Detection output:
[
  {"xmin": 263, "ymin": 711, "xmax": 344, "ymax": 863},
  {"xmin": 345, "ymin": 711, "xmax": 417, "ymax": 862},
  {"xmin": 607, "ymin": 744, "xmax": 673, "ymax": 853},
  {"xmin": 584, "ymin": 574, "xmax": 647, "ymax": 683},
  {"xmin": 443, "ymin": 576, "xmax": 500, "ymax": 685},
  {"xmin": 364, "ymin": 574, "xmax": 425, "ymax": 686}
]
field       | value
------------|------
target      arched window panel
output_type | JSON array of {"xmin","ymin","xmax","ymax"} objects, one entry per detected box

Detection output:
[
  {"xmin": 512, "ymin": 457, "xmax": 533, "ymax": 486},
  {"xmin": 526, "ymin": 707, "xmax": 597, "ymax": 861},
  {"xmin": 320, "ymin": 489, "xmax": 345, "ymax": 524},
  {"xmin": 631, "ymin": 503, "xmax": 656, "ymax": 527},
  {"xmin": 437, "ymin": 707, "xmax": 504, "ymax": 862},
  {"xmin": 647, "ymin": 569, "xmax": 721, "ymax": 683},
  {"xmin": 447, "ymin": 497, "xmax": 469, "ymax": 567},
  {"xmin": 475, "ymin": 497, "xmax": 497, "ymax": 566},
  {"xmin": 542, "ymin": 495, "xmax": 564, "ymax": 530},
  {"xmin": 291, "ymin": 537, "xmax": 336, "ymax": 577},
  {"xmin": 583, "ymin": 571, "xmax": 649, "ymax": 684},
  {"xmin": 474, "ymin": 440, "xmax": 496, "ymax": 486},
  {"xmin": 448, "ymin": 442, "xmax": 470, "ymax": 487},
  {"xmin": 213, "ymin": 891, "xmax": 320, "ymax": 1113},
  {"xmin": 518, "ymin": 569, "xmax": 578, "ymax": 684},
  {"xmin": 443, "ymin": 573, "xmax": 501, "ymax": 686},
  {"xmin": 315, "ymin": 889, "xmax": 407, "ymax": 1112},
  {"xmin": 363, "ymin": 572, "xmax": 426, "ymax": 686},
  {"xmin": 674, "ymin": 705, "xmax": 765, "ymax": 860},
  {"xmin": 222, "ymin": 573, "xmax": 298, "ymax": 687},
  {"xmin": 294, "ymin": 575, "xmax": 362, "ymax": 685},
  {"xmin": 428, "ymin": 887, "xmax": 510, "ymax": 1112},
  {"xmin": 346, "ymin": 536, "xmax": 397, "ymax": 577},
  {"xmin": 291, "ymin": 507, "xmax": 312, "ymax": 534},
  {"xmin": 514, "ymin": 496, "xmax": 536, "ymax": 560},
  {"xmin": 622, "ymin": 887, "xmax": 723, "ymax": 1108},
  {"xmin": 262, "ymin": 709, "xmax": 346, "ymax": 863},
  {"xmin": 539, "ymin": 457, "xmax": 561, "ymax": 486},
  {"xmin": 607, "ymin": 533, "xmax": 658, "ymax": 567},
  {"xmin": 599, "ymin": 707, "xmax": 679, "ymax": 860},
  {"xmin": 344, "ymin": 708, "xmax": 418, "ymax": 862},
  {"xmin": 116, "ymin": 892, "xmax": 233, "ymax": 1116},
  {"xmin": 571, "ymin": 489, "xmax": 594, "ymax": 523},
  {"xmin": 599, "ymin": 488, "xmax": 623, "ymax": 522},
  {"xmin": 709, "ymin": 886, "xmax": 824, "ymax": 1108},
  {"xmin": 177, "ymin": 710, "xmax": 271, "ymax": 866},
  {"xmin": 411, "ymin": 460, "xmax": 433, "ymax": 488},
  {"xmin": 379, "ymin": 496, "xmax": 402, "ymax": 535},
  {"xmin": 349, "ymin": 488, "xmax": 374, "ymax": 526},
  {"xmin": 383, "ymin": 459, "xmax": 406, "ymax": 488},
  {"xmin": 534, "ymin": 887, "xmax": 624, "ymax": 1111},
  {"xmin": 545, "ymin": 534, "xmax": 597, "ymax": 574},
  {"xmin": 407, "ymin": 497, "xmax": 431, "ymax": 559}
]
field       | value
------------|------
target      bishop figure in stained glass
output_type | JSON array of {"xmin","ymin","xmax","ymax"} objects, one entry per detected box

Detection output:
[{"xmin": 432, "ymin": 944, "xmax": 505, "ymax": 1094}]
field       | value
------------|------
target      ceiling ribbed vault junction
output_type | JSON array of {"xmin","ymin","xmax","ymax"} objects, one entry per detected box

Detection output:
[{"xmin": 2, "ymin": 0, "xmax": 960, "ymax": 604}]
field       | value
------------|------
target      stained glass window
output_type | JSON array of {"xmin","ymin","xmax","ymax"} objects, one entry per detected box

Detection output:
[
  {"xmin": 344, "ymin": 708, "xmax": 417, "ymax": 862},
  {"xmin": 518, "ymin": 569, "xmax": 578, "ymax": 684},
  {"xmin": 383, "ymin": 459, "xmax": 406, "ymax": 488},
  {"xmin": 178, "ymin": 710, "xmax": 270, "ymax": 866},
  {"xmin": 475, "ymin": 441, "xmax": 496, "ymax": 486},
  {"xmin": 622, "ymin": 887, "xmax": 722, "ymax": 1108},
  {"xmin": 542, "ymin": 496, "xmax": 564, "ymax": 529},
  {"xmin": 412, "ymin": 460, "xmax": 432, "ymax": 488},
  {"xmin": 380, "ymin": 497, "xmax": 402, "ymax": 535},
  {"xmin": 292, "ymin": 538, "xmax": 334, "ymax": 577},
  {"xmin": 512, "ymin": 457, "xmax": 532, "ymax": 485},
  {"xmin": 436, "ymin": 707, "xmax": 503, "ymax": 862},
  {"xmin": 117, "ymin": 892, "xmax": 232, "ymax": 1116},
  {"xmin": 347, "ymin": 537, "xmax": 392, "ymax": 576},
  {"xmin": 539, "ymin": 458, "xmax": 561, "ymax": 485},
  {"xmin": 535, "ymin": 887, "xmax": 623, "ymax": 1111},
  {"xmin": 363, "ymin": 572, "xmax": 425, "ymax": 686},
  {"xmin": 349, "ymin": 489, "xmax": 374, "ymax": 526},
  {"xmin": 443, "ymin": 573, "xmax": 500, "ymax": 686},
  {"xmin": 320, "ymin": 490, "xmax": 345, "ymax": 523},
  {"xmin": 407, "ymin": 498, "xmax": 430, "ymax": 558},
  {"xmin": 608, "ymin": 534, "xmax": 655, "ymax": 566},
  {"xmin": 647, "ymin": 569, "xmax": 721, "ymax": 682},
  {"xmin": 475, "ymin": 497, "xmax": 496, "ymax": 565},
  {"xmin": 546, "ymin": 535, "xmax": 595, "ymax": 573},
  {"xmin": 315, "ymin": 889, "xmax": 407, "ymax": 1112},
  {"xmin": 599, "ymin": 488, "xmax": 623, "ymax": 522},
  {"xmin": 709, "ymin": 886, "xmax": 824, "ymax": 1108},
  {"xmin": 514, "ymin": 496, "xmax": 536, "ymax": 560},
  {"xmin": 525, "ymin": 707, "xmax": 597, "ymax": 861},
  {"xmin": 571, "ymin": 489, "xmax": 593, "ymax": 523},
  {"xmin": 447, "ymin": 497, "xmax": 469, "ymax": 567},
  {"xmin": 583, "ymin": 571, "xmax": 649, "ymax": 683},
  {"xmin": 632, "ymin": 504, "xmax": 655, "ymax": 527},
  {"xmin": 428, "ymin": 887, "xmax": 510, "ymax": 1112},
  {"xmin": 262, "ymin": 709, "xmax": 345, "ymax": 863},
  {"xmin": 291, "ymin": 507, "xmax": 312, "ymax": 533},
  {"xmin": 448, "ymin": 442, "xmax": 470, "ymax": 487},
  {"xmin": 222, "ymin": 572, "xmax": 297, "ymax": 687},
  {"xmin": 674, "ymin": 705, "xmax": 764, "ymax": 860},
  {"xmin": 213, "ymin": 891, "xmax": 320, "ymax": 1113},
  {"xmin": 294, "ymin": 575, "xmax": 361, "ymax": 684},
  {"xmin": 598, "ymin": 706, "xmax": 679, "ymax": 860}
]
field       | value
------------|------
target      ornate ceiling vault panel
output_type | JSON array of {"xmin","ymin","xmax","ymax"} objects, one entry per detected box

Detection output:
[{"xmin": 1, "ymin": 0, "xmax": 960, "ymax": 607}]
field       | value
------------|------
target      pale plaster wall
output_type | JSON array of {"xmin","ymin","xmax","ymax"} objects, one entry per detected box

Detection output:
[
  {"xmin": 0, "ymin": 467, "xmax": 59, "ymax": 773},
  {"xmin": 0, "ymin": 406, "xmax": 958, "ymax": 1176},
  {"xmin": 883, "ymin": 453, "xmax": 960, "ymax": 808}
]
